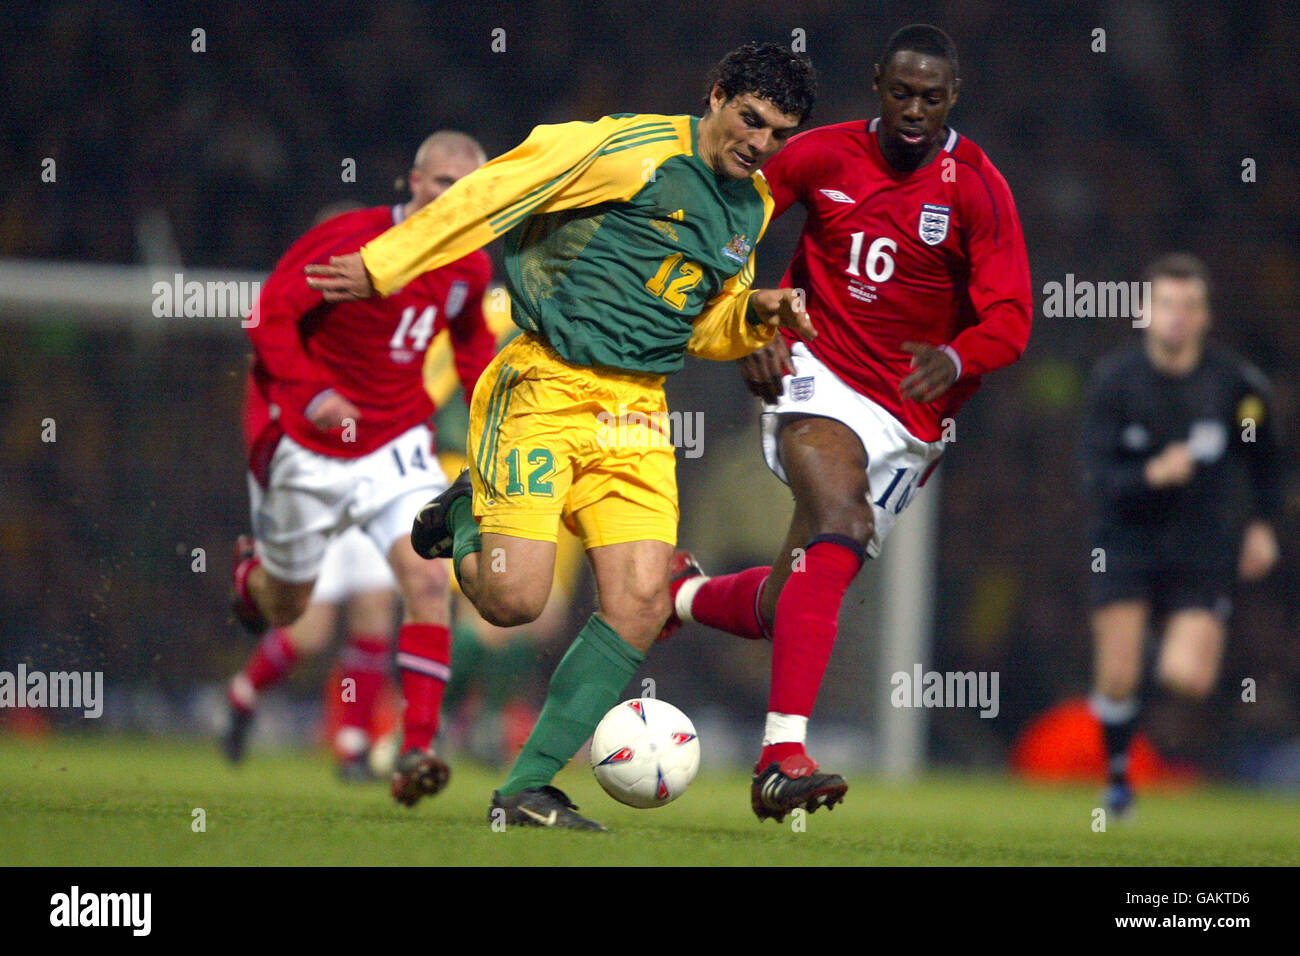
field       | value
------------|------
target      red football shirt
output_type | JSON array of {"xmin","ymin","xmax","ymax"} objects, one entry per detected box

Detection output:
[
  {"xmin": 762, "ymin": 119, "xmax": 1032, "ymax": 441},
  {"xmin": 243, "ymin": 205, "xmax": 494, "ymax": 471}
]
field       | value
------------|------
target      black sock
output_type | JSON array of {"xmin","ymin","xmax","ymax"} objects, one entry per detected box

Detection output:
[{"xmin": 1090, "ymin": 693, "xmax": 1140, "ymax": 785}]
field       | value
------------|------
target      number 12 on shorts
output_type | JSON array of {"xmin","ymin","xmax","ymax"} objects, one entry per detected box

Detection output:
[{"xmin": 504, "ymin": 447, "xmax": 556, "ymax": 497}]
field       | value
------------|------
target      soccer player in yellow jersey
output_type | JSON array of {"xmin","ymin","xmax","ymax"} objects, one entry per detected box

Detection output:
[{"xmin": 307, "ymin": 43, "xmax": 817, "ymax": 829}]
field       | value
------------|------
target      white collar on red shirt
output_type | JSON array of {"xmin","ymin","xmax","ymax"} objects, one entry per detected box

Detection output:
[{"xmin": 868, "ymin": 116, "xmax": 960, "ymax": 153}]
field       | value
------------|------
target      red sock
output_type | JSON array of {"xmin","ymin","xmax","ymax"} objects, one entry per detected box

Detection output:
[
  {"xmin": 338, "ymin": 633, "xmax": 391, "ymax": 735},
  {"xmin": 762, "ymin": 538, "xmax": 863, "ymax": 765},
  {"xmin": 232, "ymin": 551, "xmax": 260, "ymax": 616},
  {"xmin": 395, "ymin": 623, "xmax": 451, "ymax": 752},
  {"xmin": 759, "ymin": 742, "xmax": 807, "ymax": 767},
  {"xmin": 242, "ymin": 627, "xmax": 297, "ymax": 693},
  {"xmin": 687, "ymin": 567, "xmax": 771, "ymax": 640}
]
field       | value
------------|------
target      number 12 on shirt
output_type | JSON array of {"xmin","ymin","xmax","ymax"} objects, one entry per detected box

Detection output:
[{"xmin": 645, "ymin": 253, "xmax": 704, "ymax": 310}]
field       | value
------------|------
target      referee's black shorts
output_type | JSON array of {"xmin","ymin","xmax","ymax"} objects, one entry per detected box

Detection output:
[{"xmin": 1089, "ymin": 547, "xmax": 1234, "ymax": 621}]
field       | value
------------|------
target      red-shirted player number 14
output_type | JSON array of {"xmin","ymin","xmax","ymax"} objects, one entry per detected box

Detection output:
[
  {"xmin": 845, "ymin": 233, "xmax": 896, "ymax": 283},
  {"xmin": 389, "ymin": 305, "xmax": 438, "ymax": 350}
]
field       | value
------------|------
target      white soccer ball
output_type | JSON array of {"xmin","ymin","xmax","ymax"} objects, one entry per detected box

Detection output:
[{"xmin": 590, "ymin": 698, "xmax": 701, "ymax": 808}]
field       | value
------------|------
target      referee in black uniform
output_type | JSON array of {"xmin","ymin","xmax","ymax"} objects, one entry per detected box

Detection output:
[{"xmin": 1081, "ymin": 253, "xmax": 1281, "ymax": 817}]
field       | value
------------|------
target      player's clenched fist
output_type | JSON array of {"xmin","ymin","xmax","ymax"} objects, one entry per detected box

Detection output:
[
  {"xmin": 749, "ymin": 287, "xmax": 818, "ymax": 342},
  {"xmin": 305, "ymin": 253, "xmax": 375, "ymax": 302}
]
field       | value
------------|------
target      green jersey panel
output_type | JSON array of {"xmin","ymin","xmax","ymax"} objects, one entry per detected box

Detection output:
[{"xmin": 504, "ymin": 117, "xmax": 768, "ymax": 374}]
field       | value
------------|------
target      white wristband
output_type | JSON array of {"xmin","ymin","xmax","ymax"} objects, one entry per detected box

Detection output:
[{"xmin": 939, "ymin": 344, "xmax": 963, "ymax": 380}]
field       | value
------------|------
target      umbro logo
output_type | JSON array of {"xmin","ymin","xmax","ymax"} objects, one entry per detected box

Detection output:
[{"xmin": 820, "ymin": 189, "xmax": 854, "ymax": 203}]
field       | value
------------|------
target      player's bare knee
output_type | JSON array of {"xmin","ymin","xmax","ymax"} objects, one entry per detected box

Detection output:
[
  {"xmin": 398, "ymin": 557, "xmax": 449, "ymax": 607},
  {"xmin": 643, "ymin": 590, "xmax": 673, "ymax": 632},
  {"xmin": 266, "ymin": 588, "xmax": 311, "ymax": 628},
  {"xmin": 1158, "ymin": 662, "xmax": 1215, "ymax": 702},
  {"xmin": 476, "ymin": 579, "xmax": 547, "ymax": 628},
  {"xmin": 602, "ymin": 589, "xmax": 671, "ymax": 646},
  {"xmin": 478, "ymin": 599, "xmax": 541, "ymax": 629}
]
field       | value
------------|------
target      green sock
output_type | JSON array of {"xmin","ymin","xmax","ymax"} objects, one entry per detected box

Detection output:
[
  {"xmin": 448, "ymin": 495, "xmax": 481, "ymax": 587},
  {"xmin": 487, "ymin": 636, "xmax": 537, "ymax": 711},
  {"xmin": 498, "ymin": 614, "xmax": 644, "ymax": 795},
  {"xmin": 443, "ymin": 623, "xmax": 484, "ymax": 712}
]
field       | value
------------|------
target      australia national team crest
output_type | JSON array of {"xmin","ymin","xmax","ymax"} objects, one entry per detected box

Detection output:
[
  {"xmin": 721, "ymin": 233, "xmax": 752, "ymax": 265},
  {"xmin": 918, "ymin": 203, "xmax": 951, "ymax": 246},
  {"xmin": 790, "ymin": 376, "xmax": 815, "ymax": 402}
]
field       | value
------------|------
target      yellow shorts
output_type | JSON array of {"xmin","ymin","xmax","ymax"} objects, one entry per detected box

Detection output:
[{"xmin": 467, "ymin": 333, "xmax": 678, "ymax": 549}]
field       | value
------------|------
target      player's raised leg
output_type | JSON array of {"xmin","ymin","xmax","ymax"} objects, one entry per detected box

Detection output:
[
  {"xmin": 455, "ymin": 531, "xmax": 557, "ymax": 627},
  {"xmin": 1089, "ymin": 599, "xmax": 1148, "ymax": 817},
  {"xmin": 224, "ymin": 524, "xmax": 324, "ymax": 763},
  {"xmin": 670, "ymin": 436, "xmax": 817, "ymax": 644},
  {"xmin": 223, "ymin": 583, "xmax": 328, "ymax": 763},
  {"xmin": 231, "ymin": 536, "xmax": 316, "ymax": 635}
]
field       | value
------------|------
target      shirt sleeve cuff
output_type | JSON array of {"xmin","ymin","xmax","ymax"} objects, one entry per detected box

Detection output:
[
  {"xmin": 304, "ymin": 388, "xmax": 338, "ymax": 419},
  {"xmin": 939, "ymin": 344, "xmax": 963, "ymax": 381}
]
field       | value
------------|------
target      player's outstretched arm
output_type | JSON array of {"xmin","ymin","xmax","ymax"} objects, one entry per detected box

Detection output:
[
  {"xmin": 355, "ymin": 115, "xmax": 683, "ymax": 299},
  {"xmin": 687, "ymin": 285, "xmax": 815, "ymax": 362}
]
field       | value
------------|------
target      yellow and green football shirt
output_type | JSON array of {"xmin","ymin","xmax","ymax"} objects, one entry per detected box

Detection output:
[{"xmin": 361, "ymin": 113, "xmax": 775, "ymax": 375}]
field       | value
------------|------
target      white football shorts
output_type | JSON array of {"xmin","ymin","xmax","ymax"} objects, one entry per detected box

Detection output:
[
  {"xmin": 248, "ymin": 423, "xmax": 449, "ymax": 583},
  {"xmin": 311, "ymin": 525, "xmax": 398, "ymax": 603},
  {"xmin": 761, "ymin": 342, "xmax": 945, "ymax": 559}
]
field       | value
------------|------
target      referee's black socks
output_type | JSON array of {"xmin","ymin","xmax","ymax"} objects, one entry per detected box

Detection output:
[{"xmin": 1089, "ymin": 692, "xmax": 1140, "ymax": 784}]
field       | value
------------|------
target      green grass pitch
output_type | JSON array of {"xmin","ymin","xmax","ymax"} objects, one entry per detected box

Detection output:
[{"xmin": 2, "ymin": 735, "xmax": 1297, "ymax": 866}]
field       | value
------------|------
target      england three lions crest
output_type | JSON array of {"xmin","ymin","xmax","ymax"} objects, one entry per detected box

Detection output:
[
  {"xmin": 444, "ymin": 280, "xmax": 470, "ymax": 318},
  {"xmin": 918, "ymin": 203, "xmax": 951, "ymax": 246}
]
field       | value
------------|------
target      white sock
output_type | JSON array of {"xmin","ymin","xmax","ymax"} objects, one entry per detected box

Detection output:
[
  {"xmin": 674, "ymin": 574, "xmax": 709, "ymax": 623},
  {"xmin": 1088, "ymin": 692, "xmax": 1138, "ymax": 725},
  {"xmin": 762, "ymin": 712, "xmax": 808, "ymax": 747},
  {"xmin": 335, "ymin": 726, "xmax": 370, "ymax": 758}
]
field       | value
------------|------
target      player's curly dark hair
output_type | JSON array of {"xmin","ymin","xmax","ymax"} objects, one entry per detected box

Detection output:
[
  {"xmin": 704, "ymin": 41, "xmax": 817, "ymax": 122},
  {"xmin": 879, "ymin": 24, "xmax": 959, "ymax": 79}
]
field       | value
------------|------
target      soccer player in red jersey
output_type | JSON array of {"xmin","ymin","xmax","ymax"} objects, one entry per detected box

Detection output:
[
  {"xmin": 226, "ymin": 132, "xmax": 496, "ymax": 806},
  {"xmin": 670, "ymin": 25, "xmax": 1033, "ymax": 820}
]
